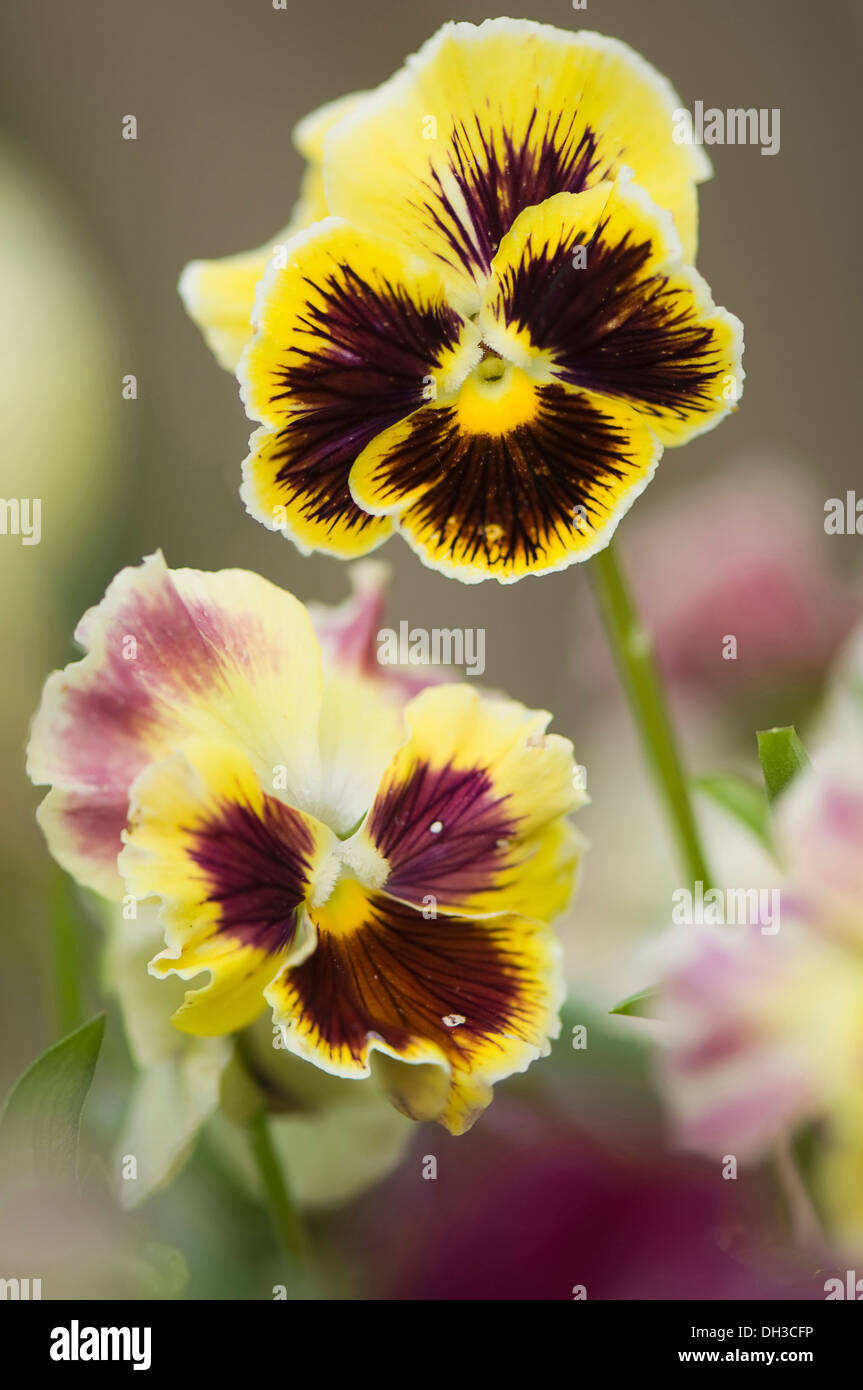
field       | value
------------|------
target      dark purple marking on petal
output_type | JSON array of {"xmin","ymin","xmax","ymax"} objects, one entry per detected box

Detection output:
[
  {"xmin": 288, "ymin": 894, "xmax": 542, "ymax": 1063},
  {"xmin": 493, "ymin": 219, "xmax": 725, "ymax": 419},
  {"xmin": 371, "ymin": 386, "xmax": 644, "ymax": 571},
  {"xmin": 265, "ymin": 268, "xmax": 465, "ymax": 535},
  {"xmin": 369, "ymin": 758, "xmax": 518, "ymax": 907},
  {"xmin": 187, "ymin": 792, "xmax": 317, "ymax": 954},
  {"xmin": 416, "ymin": 111, "xmax": 606, "ymax": 280}
]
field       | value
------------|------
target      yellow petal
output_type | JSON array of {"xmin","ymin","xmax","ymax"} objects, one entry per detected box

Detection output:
[
  {"xmin": 119, "ymin": 738, "xmax": 339, "ymax": 1036},
  {"xmin": 238, "ymin": 217, "xmax": 479, "ymax": 558},
  {"xmin": 482, "ymin": 178, "xmax": 744, "ymax": 447},
  {"xmin": 350, "ymin": 374, "xmax": 662, "ymax": 582},
  {"xmin": 354, "ymin": 682, "xmax": 584, "ymax": 917},
  {"xmin": 267, "ymin": 876, "xmax": 564, "ymax": 1134},
  {"xmin": 324, "ymin": 18, "xmax": 708, "ymax": 295}
]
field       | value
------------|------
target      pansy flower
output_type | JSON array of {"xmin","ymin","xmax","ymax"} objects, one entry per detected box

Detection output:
[
  {"xmin": 182, "ymin": 19, "xmax": 743, "ymax": 581},
  {"xmin": 28, "ymin": 553, "xmax": 584, "ymax": 1133},
  {"xmin": 99, "ymin": 562, "xmax": 426, "ymax": 1206}
]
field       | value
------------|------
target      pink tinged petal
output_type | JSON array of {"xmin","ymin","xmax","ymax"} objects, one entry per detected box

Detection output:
[
  {"xmin": 308, "ymin": 561, "xmax": 390, "ymax": 680},
  {"xmin": 35, "ymin": 792, "xmax": 131, "ymax": 898},
  {"xmin": 674, "ymin": 1066, "xmax": 816, "ymax": 1158},
  {"xmin": 671, "ymin": 1022, "xmax": 759, "ymax": 1073},
  {"xmin": 306, "ymin": 560, "xmax": 447, "ymax": 703},
  {"xmin": 27, "ymin": 552, "xmax": 322, "ymax": 897},
  {"xmin": 776, "ymin": 759, "xmax": 863, "ymax": 936},
  {"xmin": 656, "ymin": 926, "xmax": 824, "ymax": 1158}
]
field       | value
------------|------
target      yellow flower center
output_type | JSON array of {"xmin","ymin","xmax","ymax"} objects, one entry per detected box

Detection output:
[
  {"xmin": 312, "ymin": 875, "xmax": 374, "ymax": 938},
  {"xmin": 455, "ymin": 354, "xmax": 539, "ymax": 435}
]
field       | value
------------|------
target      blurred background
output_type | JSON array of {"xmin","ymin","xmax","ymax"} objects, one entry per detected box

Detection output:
[{"xmin": 0, "ymin": 0, "xmax": 860, "ymax": 1298}]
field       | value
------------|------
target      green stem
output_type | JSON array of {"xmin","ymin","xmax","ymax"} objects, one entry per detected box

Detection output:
[
  {"xmin": 247, "ymin": 1111, "xmax": 309, "ymax": 1261},
  {"xmin": 590, "ymin": 540, "xmax": 712, "ymax": 889}
]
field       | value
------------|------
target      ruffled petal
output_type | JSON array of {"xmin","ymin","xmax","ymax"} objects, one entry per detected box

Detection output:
[
  {"xmin": 324, "ymin": 18, "xmax": 708, "ymax": 293},
  {"xmin": 350, "ymin": 683, "xmax": 583, "ymax": 919},
  {"xmin": 267, "ymin": 877, "xmax": 563, "ymax": 1134},
  {"xmin": 239, "ymin": 217, "xmax": 480, "ymax": 558},
  {"xmin": 119, "ymin": 738, "xmax": 340, "ymax": 1037},
  {"xmin": 27, "ymin": 553, "xmax": 323, "ymax": 896},
  {"xmin": 243, "ymin": 422, "xmax": 393, "ymax": 559},
  {"xmin": 482, "ymin": 178, "xmax": 743, "ymax": 446},
  {"xmin": 350, "ymin": 371, "xmax": 661, "ymax": 582}
]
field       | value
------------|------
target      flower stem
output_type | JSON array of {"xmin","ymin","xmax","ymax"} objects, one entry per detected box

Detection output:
[
  {"xmin": 590, "ymin": 539, "xmax": 712, "ymax": 889},
  {"xmin": 247, "ymin": 1111, "xmax": 310, "ymax": 1262}
]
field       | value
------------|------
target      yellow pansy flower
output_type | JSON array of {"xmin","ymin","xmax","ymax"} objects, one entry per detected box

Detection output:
[
  {"xmin": 182, "ymin": 19, "xmax": 743, "ymax": 580},
  {"xmin": 28, "ymin": 554, "xmax": 585, "ymax": 1133}
]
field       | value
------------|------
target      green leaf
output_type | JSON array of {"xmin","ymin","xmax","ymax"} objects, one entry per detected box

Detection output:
[
  {"xmin": 693, "ymin": 773, "xmax": 771, "ymax": 850},
  {"xmin": 609, "ymin": 987, "xmax": 658, "ymax": 1018},
  {"xmin": 757, "ymin": 726, "xmax": 811, "ymax": 804},
  {"xmin": 0, "ymin": 1013, "xmax": 105, "ymax": 1188}
]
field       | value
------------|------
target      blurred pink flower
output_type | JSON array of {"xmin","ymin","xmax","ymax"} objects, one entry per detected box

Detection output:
[
  {"xmin": 654, "ymin": 752, "xmax": 863, "ymax": 1247},
  {"xmin": 580, "ymin": 455, "xmax": 860, "ymax": 701},
  {"xmin": 656, "ymin": 920, "xmax": 849, "ymax": 1158}
]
